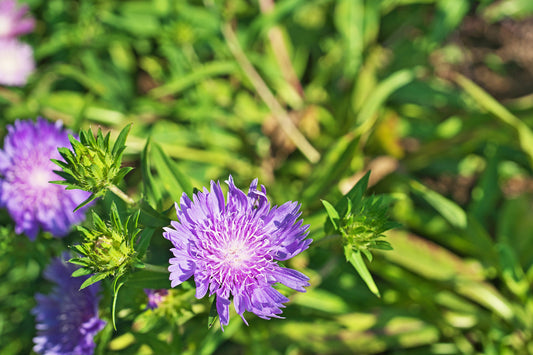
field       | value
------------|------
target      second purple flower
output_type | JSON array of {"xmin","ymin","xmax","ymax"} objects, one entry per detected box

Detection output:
[{"xmin": 0, "ymin": 118, "xmax": 90, "ymax": 239}]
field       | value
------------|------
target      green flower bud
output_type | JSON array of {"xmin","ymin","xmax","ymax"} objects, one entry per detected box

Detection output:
[
  {"xmin": 70, "ymin": 203, "xmax": 141, "ymax": 288},
  {"xmin": 51, "ymin": 125, "xmax": 133, "ymax": 211},
  {"xmin": 338, "ymin": 195, "xmax": 397, "ymax": 252},
  {"xmin": 323, "ymin": 172, "xmax": 398, "ymax": 254},
  {"xmin": 322, "ymin": 171, "xmax": 399, "ymax": 298}
]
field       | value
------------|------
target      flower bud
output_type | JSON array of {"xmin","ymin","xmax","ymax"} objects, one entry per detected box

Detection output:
[
  {"xmin": 52, "ymin": 125, "xmax": 133, "ymax": 211},
  {"xmin": 71, "ymin": 203, "xmax": 140, "ymax": 286}
]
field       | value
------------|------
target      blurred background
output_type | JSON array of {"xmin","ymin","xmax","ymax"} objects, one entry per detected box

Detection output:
[{"xmin": 1, "ymin": 0, "xmax": 533, "ymax": 354}]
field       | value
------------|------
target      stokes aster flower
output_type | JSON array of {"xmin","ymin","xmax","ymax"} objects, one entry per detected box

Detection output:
[
  {"xmin": 0, "ymin": 0, "xmax": 35, "ymax": 39},
  {"xmin": 163, "ymin": 176, "xmax": 312, "ymax": 328},
  {"xmin": 144, "ymin": 289, "xmax": 169, "ymax": 310},
  {"xmin": 0, "ymin": 118, "xmax": 90, "ymax": 239},
  {"xmin": 32, "ymin": 254, "xmax": 106, "ymax": 355},
  {"xmin": 0, "ymin": 38, "xmax": 34, "ymax": 86}
]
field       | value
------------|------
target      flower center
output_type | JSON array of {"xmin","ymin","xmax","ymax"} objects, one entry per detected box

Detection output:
[
  {"xmin": 0, "ymin": 47, "xmax": 18, "ymax": 74},
  {"xmin": 29, "ymin": 167, "xmax": 55, "ymax": 189},
  {"xmin": 221, "ymin": 240, "xmax": 250, "ymax": 268},
  {"xmin": 0, "ymin": 15, "xmax": 11, "ymax": 37}
]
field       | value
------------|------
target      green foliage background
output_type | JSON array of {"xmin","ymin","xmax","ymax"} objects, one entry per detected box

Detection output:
[{"xmin": 1, "ymin": 0, "xmax": 533, "ymax": 354}]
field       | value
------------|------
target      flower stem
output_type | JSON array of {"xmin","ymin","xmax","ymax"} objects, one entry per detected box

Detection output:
[
  {"xmin": 143, "ymin": 263, "xmax": 168, "ymax": 274},
  {"xmin": 108, "ymin": 184, "xmax": 135, "ymax": 206}
]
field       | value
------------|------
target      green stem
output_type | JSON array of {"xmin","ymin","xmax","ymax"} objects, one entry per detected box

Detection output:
[
  {"xmin": 222, "ymin": 23, "xmax": 320, "ymax": 163},
  {"xmin": 108, "ymin": 184, "xmax": 136, "ymax": 206},
  {"xmin": 143, "ymin": 263, "xmax": 169, "ymax": 274}
]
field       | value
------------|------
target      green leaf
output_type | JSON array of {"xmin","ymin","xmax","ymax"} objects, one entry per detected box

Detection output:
[
  {"xmin": 52, "ymin": 170, "xmax": 76, "ymax": 182},
  {"xmin": 152, "ymin": 142, "xmax": 194, "ymax": 198},
  {"xmin": 91, "ymin": 210, "xmax": 107, "ymax": 230},
  {"xmin": 114, "ymin": 167, "xmax": 134, "ymax": 184},
  {"xmin": 150, "ymin": 61, "xmax": 237, "ymax": 98},
  {"xmin": 71, "ymin": 244, "xmax": 87, "ymax": 255},
  {"xmin": 135, "ymin": 227, "xmax": 155, "ymax": 258},
  {"xmin": 68, "ymin": 258, "xmax": 89, "ymax": 267},
  {"xmin": 73, "ymin": 193, "xmax": 99, "ymax": 212},
  {"xmin": 342, "ymin": 170, "xmax": 371, "ymax": 216},
  {"xmin": 496, "ymin": 243, "xmax": 529, "ymax": 299},
  {"xmin": 291, "ymin": 288, "xmax": 350, "ymax": 314},
  {"xmin": 139, "ymin": 200, "xmax": 171, "ymax": 228},
  {"xmin": 371, "ymin": 240, "xmax": 393, "ymax": 250},
  {"xmin": 110, "ymin": 202, "xmax": 123, "ymax": 231},
  {"xmin": 344, "ymin": 245, "xmax": 381, "ymax": 297},
  {"xmin": 208, "ymin": 296, "xmax": 219, "ymax": 329},
  {"xmin": 49, "ymin": 178, "xmax": 71, "ymax": 186},
  {"xmin": 50, "ymin": 158, "xmax": 70, "ymax": 170},
  {"xmin": 112, "ymin": 124, "xmax": 132, "ymax": 156},
  {"xmin": 140, "ymin": 138, "xmax": 163, "ymax": 208},
  {"xmin": 410, "ymin": 179, "xmax": 467, "ymax": 229},
  {"xmin": 361, "ymin": 248, "xmax": 373, "ymax": 262},
  {"xmin": 321, "ymin": 199, "xmax": 340, "ymax": 232},
  {"xmin": 126, "ymin": 270, "xmax": 171, "ymax": 289},
  {"xmin": 71, "ymin": 267, "xmax": 93, "ymax": 277},
  {"xmin": 79, "ymin": 272, "xmax": 108, "ymax": 290},
  {"xmin": 301, "ymin": 134, "xmax": 361, "ymax": 205},
  {"xmin": 455, "ymin": 73, "xmax": 533, "ymax": 167},
  {"xmin": 353, "ymin": 69, "xmax": 415, "ymax": 133},
  {"xmin": 112, "ymin": 276, "xmax": 125, "ymax": 330}
]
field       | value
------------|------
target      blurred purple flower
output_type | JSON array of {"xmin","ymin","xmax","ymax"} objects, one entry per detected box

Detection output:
[
  {"xmin": 0, "ymin": 118, "xmax": 90, "ymax": 239},
  {"xmin": 0, "ymin": 0, "xmax": 35, "ymax": 39},
  {"xmin": 32, "ymin": 254, "xmax": 106, "ymax": 355},
  {"xmin": 144, "ymin": 289, "xmax": 169, "ymax": 310},
  {"xmin": 163, "ymin": 176, "xmax": 311, "ymax": 329},
  {"xmin": 0, "ymin": 38, "xmax": 34, "ymax": 86}
]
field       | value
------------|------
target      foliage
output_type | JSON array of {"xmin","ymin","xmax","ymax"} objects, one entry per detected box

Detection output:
[{"xmin": 1, "ymin": 0, "xmax": 533, "ymax": 354}]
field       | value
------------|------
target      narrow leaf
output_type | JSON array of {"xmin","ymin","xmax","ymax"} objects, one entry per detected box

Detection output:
[
  {"xmin": 135, "ymin": 227, "xmax": 155, "ymax": 257},
  {"xmin": 344, "ymin": 245, "xmax": 380, "ymax": 298},
  {"xmin": 208, "ymin": 296, "xmax": 219, "ymax": 329},
  {"xmin": 410, "ymin": 179, "xmax": 467, "ymax": 229},
  {"xmin": 321, "ymin": 199, "xmax": 340, "ymax": 231},
  {"xmin": 68, "ymin": 257, "xmax": 89, "ymax": 266},
  {"xmin": 79, "ymin": 272, "xmax": 108, "ymax": 290},
  {"xmin": 71, "ymin": 267, "xmax": 93, "ymax": 277},
  {"xmin": 140, "ymin": 138, "xmax": 163, "ymax": 208},
  {"xmin": 73, "ymin": 194, "xmax": 98, "ymax": 212},
  {"xmin": 152, "ymin": 142, "xmax": 194, "ymax": 198},
  {"xmin": 112, "ymin": 124, "xmax": 132, "ymax": 156}
]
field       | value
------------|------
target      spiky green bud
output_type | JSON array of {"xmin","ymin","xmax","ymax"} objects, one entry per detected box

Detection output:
[
  {"xmin": 51, "ymin": 124, "xmax": 133, "ymax": 211},
  {"xmin": 322, "ymin": 171, "xmax": 399, "ymax": 297},
  {"xmin": 70, "ymin": 203, "xmax": 142, "ymax": 289}
]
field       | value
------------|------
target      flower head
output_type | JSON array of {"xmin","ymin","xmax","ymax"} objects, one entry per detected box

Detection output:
[
  {"xmin": 51, "ymin": 125, "xmax": 133, "ymax": 209},
  {"xmin": 144, "ymin": 289, "xmax": 169, "ymax": 310},
  {"xmin": 72, "ymin": 203, "xmax": 140, "ymax": 285},
  {"xmin": 0, "ymin": 118, "xmax": 90, "ymax": 239},
  {"xmin": 0, "ymin": 0, "xmax": 35, "ymax": 39},
  {"xmin": 0, "ymin": 38, "xmax": 34, "ymax": 86},
  {"xmin": 163, "ymin": 176, "xmax": 312, "ymax": 328},
  {"xmin": 32, "ymin": 254, "xmax": 106, "ymax": 355}
]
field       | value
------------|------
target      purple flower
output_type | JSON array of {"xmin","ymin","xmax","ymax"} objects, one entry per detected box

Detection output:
[
  {"xmin": 163, "ymin": 176, "xmax": 311, "ymax": 328},
  {"xmin": 0, "ymin": 38, "xmax": 34, "ymax": 86},
  {"xmin": 0, "ymin": 0, "xmax": 35, "ymax": 39},
  {"xmin": 0, "ymin": 118, "xmax": 90, "ymax": 239},
  {"xmin": 32, "ymin": 254, "xmax": 106, "ymax": 355},
  {"xmin": 144, "ymin": 289, "xmax": 169, "ymax": 310}
]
